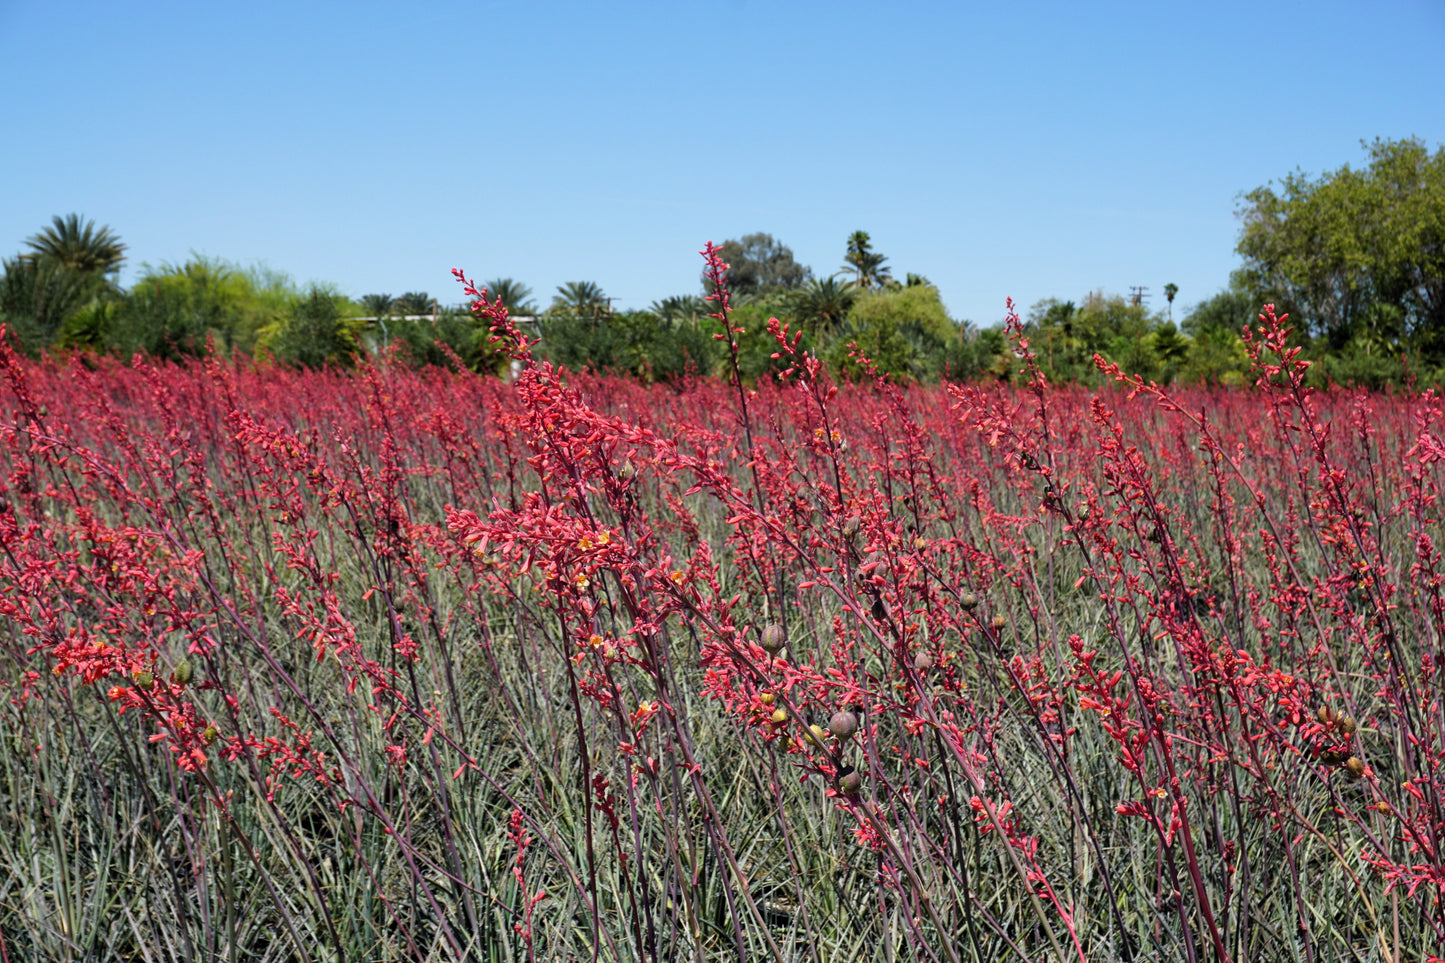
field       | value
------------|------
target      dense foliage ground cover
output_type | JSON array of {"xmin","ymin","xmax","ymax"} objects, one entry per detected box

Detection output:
[{"xmin": 2, "ymin": 269, "xmax": 1444, "ymax": 962}]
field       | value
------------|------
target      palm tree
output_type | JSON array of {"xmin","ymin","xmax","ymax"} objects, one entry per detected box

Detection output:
[
  {"xmin": 1163, "ymin": 283, "xmax": 1179, "ymax": 322},
  {"xmin": 0, "ymin": 255, "xmax": 107, "ymax": 353},
  {"xmin": 649, "ymin": 295, "xmax": 708, "ymax": 325},
  {"xmin": 484, "ymin": 278, "xmax": 537, "ymax": 316},
  {"xmin": 24, "ymin": 214, "xmax": 127, "ymax": 276},
  {"xmin": 791, "ymin": 276, "xmax": 856, "ymax": 337},
  {"xmin": 551, "ymin": 281, "xmax": 608, "ymax": 320},
  {"xmin": 395, "ymin": 292, "xmax": 434, "ymax": 317},
  {"xmin": 841, "ymin": 230, "xmax": 891, "ymax": 290},
  {"xmin": 361, "ymin": 293, "xmax": 395, "ymax": 319}
]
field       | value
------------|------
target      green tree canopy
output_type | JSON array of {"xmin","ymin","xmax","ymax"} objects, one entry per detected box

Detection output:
[
  {"xmin": 826, "ymin": 281, "xmax": 955, "ymax": 381},
  {"xmin": 706, "ymin": 233, "xmax": 811, "ymax": 298},
  {"xmin": 1235, "ymin": 137, "xmax": 1445, "ymax": 356}
]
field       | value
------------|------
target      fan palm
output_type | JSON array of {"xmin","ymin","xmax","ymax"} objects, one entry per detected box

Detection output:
[
  {"xmin": 361, "ymin": 293, "xmax": 395, "ymax": 319},
  {"xmin": 484, "ymin": 278, "xmax": 537, "ymax": 316},
  {"xmin": 395, "ymin": 292, "xmax": 434, "ymax": 316},
  {"xmin": 24, "ymin": 214, "xmax": 127, "ymax": 276},
  {"xmin": 791, "ymin": 276, "xmax": 856, "ymax": 337},
  {"xmin": 648, "ymin": 295, "xmax": 708, "ymax": 325},
  {"xmin": 551, "ymin": 281, "xmax": 608, "ymax": 320}
]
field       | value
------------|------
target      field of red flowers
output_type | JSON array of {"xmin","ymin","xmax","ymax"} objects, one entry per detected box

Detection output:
[{"xmin": 2, "ymin": 260, "xmax": 1444, "ymax": 962}]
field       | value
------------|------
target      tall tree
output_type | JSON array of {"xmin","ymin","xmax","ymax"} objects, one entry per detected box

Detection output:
[
  {"xmin": 1163, "ymin": 283, "xmax": 1178, "ymax": 321},
  {"xmin": 1235, "ymin": 137, "xmax": 1444, "ymax": 354},
  {"xmin": 24, "ymin": 213, "xmax": 127, "ymax": 276},
  {"xmin": 705, "ymin": 233, "xmax": 811, "ymax": 298},
  {"xmin": 841, "ymin": 230, "xmax": 891, "ymax": 290}
]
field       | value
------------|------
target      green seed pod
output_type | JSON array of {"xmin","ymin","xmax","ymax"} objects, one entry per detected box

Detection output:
[
  {"xmin": 760, "ymin": 624, "xmax": 786, "ymax": 653},
  {"xmin": 806, "ymin": 724, "xmax": 829, "ymax": 747},
  {"xmin": 770, "ymin": 708, "xmax": 789, "ymax": 725},
  {"xmin": 829, "ymin": 710, "xmax": 859, "ymax": 741},
  {"xmin": 134, "ymin": 671, "xmax": 155, "ymax": 690},
  {"xmin": 171, "ymin": 659, "xmax": 193, "ymax": 686},
  {"xmin": 960, "ymin": 592, "xmax": 979, "ymax": 610}
]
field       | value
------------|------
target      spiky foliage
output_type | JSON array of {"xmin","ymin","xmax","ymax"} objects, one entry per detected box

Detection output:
[{"xmin": 23, "ymin": 213, "xmax": 127, "ymax": 276}]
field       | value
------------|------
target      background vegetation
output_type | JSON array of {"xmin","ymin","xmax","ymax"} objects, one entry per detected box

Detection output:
[{"xmin": 1, "ymin": 136, "xmax": 1440, "ymax": 385}]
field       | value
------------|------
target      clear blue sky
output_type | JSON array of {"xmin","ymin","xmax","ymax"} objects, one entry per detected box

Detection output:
[{"xmin": 3, "ymin": 0, "xmax": 1442, "ymax": 325}]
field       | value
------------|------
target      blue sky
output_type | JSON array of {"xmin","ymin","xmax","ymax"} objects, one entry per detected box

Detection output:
[{"xmin": 2, "ymin": 0, "xmax": 1442, "ymax": 325}]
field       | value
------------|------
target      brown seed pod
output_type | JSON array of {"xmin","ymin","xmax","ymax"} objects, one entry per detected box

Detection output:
[
  {"xmin": 837, "ymin": 766, "xmax": 862, "ymax": 795},
  {"xmin": 842, "ymin": 516, "xmax": 862, "ymax": 538},
  {"xmin": 992, "ymin": 613, "xmax": 1007, "ymax": 630},
  {"xmin": 914, "ymin": 652, "xmax": 934, "ymax": 673},
  {"xmin": 1317, "ymin": 705, "xmax": 1333, "ymax": 724},
  {"xmin": 829, "ymin": 710, "xmax": 859, "ymax": 741},
  {"xmin": 1338, "ymin": 714, "xmax": 1357, "ymax": 736},
  {"xmin": 760, "ymin": 624, "xmax": 786, "ymax": 653},
  {"xmin": 1343, "ymin": 757, "xmax": 1365, "ymax": 780},
  {"xmin": 960, "ymin": 592, "xmax": 979, "ymax": 610}
]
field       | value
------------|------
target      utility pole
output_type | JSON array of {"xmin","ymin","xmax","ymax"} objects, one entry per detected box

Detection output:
[{"xmin": 1129, "ymin": 286, "xmax": 1150, "ymax": 308}]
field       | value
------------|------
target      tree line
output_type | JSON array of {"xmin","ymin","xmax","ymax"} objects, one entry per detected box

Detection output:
[{"xmin": 2, "ymin": 136, "xmax": 1440, "ymax": 386}]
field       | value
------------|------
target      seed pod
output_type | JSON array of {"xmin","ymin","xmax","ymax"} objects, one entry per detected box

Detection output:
[
  {"xmin": 914, "ymin": 652, "xmax": 934, "ymax": 673},
  {"xmin": 913, "ymin": 537, "xmax": 928, "ymax": 552},
  {"xmin": 171, "ymin": 659, "xmax": 193, "ymax": 685},
  {"xmin": 1344, "ymin": 757, "xmax": 1365, "ymax": 780},
  {"xmin": 203, "ymin": 725, "xmax": 219, "ymax": 745},
  {"xmin": 770, "ymin": 708, "xmax": 789, "ymax": 725},
  {"xmin": 760, "ymin": 624, "xmax": 786, "ymax": 653},
  {"xmin": 759, "ymin": 692, "xmax": 775, "ymax": 705},
  {"xmin": 806, "ymin": 724, "xmax": 829, "ymax": 747},
  {"xmin": 992, "ymin": 613, "xmax": 1007, "ymax": 630},
  {"xmin": 1317, "ymin": 705, "xmax": 1333, "ymax": 724},
  {"xmin": 829, "ymin": 710, "xmax": 859, "ymax": 741},
  {"xmin": 960, "ymin": 592, "xmax": 979, "ymax": 610},
  {"xmin": 837, "ymin": 766, "xmax": 862, "ymax": 795},
  {"xmin": 1339, "ymin": 714, "xmax": 1357, "ymax": 736},
  {"xmin": 842, "ymin": 516, "xmax": 861, "ymax": 538},
  {"xmin": 135, "ymin": 671, "xmax": 155, "ymax": 690}
]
